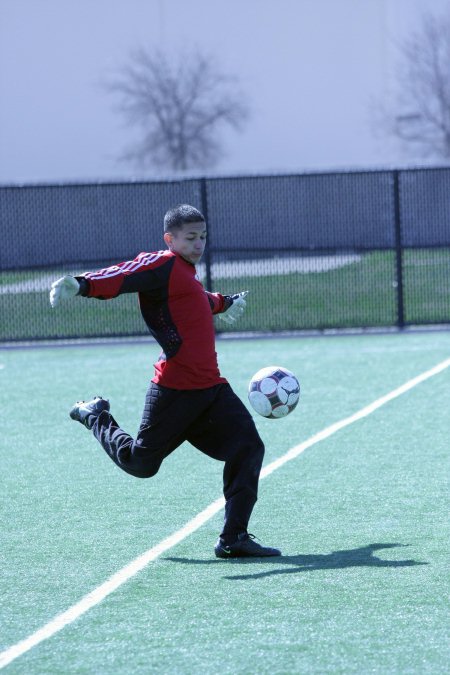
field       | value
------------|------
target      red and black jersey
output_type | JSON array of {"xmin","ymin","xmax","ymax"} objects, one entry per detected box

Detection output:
[{"xmin": 77, "ymin": 250, "xmax": 228, "ymax": 390}]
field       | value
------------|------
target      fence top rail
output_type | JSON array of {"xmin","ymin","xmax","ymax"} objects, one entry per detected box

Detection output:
[{"xmin": 1, "ymin": 164, "xmax": 450, "ymax": 190}]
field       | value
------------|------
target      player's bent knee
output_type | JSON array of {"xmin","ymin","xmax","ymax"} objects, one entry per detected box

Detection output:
[
  {"xmin": 130, "ymin": 461, "xmax": 162, "ymax": 479},
  {"xmin": 116, "ymin": 453, "xmax": 162, "ymax": 479},
  {"xmin": 248, "ymin": 437, "xmax": 265, "ymax": 461},
  {"xmin": 232, "ymin": 437, "xmax": 265, "ymax": 468}
]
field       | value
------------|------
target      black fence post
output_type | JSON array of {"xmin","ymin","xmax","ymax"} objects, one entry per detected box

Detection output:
[
  {"xmin": 393, "ymin": 170, "xmax": 405, "ymax": 328},
  {"xmin": 200, "ymin": 177, "xmax": 213, "ymax": 292}
]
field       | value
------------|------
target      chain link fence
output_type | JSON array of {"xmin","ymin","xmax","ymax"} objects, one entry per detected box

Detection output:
[{"xmin": 1, "ymin": 168, "xmax": 449, "ymax": 341}]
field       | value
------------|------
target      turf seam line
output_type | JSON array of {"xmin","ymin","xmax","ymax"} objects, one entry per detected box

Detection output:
[{"xmin": 1, "ymin": 356, "xmax": 449, "ymax": 670}]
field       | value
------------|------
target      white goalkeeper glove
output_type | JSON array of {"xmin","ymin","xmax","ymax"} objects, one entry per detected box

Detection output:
[
  {"xmin": 219, "ymin": 290, "xmax": 249, "ymax": 325},
  {"xmin": 49, "ymin": 275, "xmax": 80, "ymax": 308}
]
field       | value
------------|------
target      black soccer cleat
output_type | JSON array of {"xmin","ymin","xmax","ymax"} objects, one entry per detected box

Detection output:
[
  {"xmin": 69, "ymin": 396, "xmax": 110, "ymax": 430},
  {"xmin": 214, "ymin": 533, "xmax": 281, "ymax": 559}
]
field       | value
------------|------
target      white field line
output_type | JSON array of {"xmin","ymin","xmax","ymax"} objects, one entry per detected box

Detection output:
[{"xmin": 1, "ymin": 355, "xmax": 449, "ymax": 670}]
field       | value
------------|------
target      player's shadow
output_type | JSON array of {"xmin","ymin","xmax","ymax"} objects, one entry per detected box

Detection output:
[{"xmin": 165, "ymin": 543, "xmax": 428, "ymax": 580}]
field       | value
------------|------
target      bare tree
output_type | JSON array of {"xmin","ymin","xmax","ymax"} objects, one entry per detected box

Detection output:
[
  {"xmin": 373, "ymin": 9, "xmax": 450, "ymax": 160},
  {"xmin": 105, "ymin": 49, "xmax": 249, "ymax": 172}
]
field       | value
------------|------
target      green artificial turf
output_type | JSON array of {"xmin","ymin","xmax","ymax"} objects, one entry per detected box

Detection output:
[{"xmin": 1, "ymin": 332, "xmax": 449, "ymax": 673}]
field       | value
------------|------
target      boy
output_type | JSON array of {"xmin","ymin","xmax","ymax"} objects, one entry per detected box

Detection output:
[{"xmin": 50, "ymin": 204, "xmax": 281, "ymax": 558}]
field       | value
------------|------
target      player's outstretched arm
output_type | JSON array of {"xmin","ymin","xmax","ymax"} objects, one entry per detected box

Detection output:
[
  {"xmin": 219, "ymin": 290, "xmax": 249, "ymax": 324},
  {"xmin": 49, "ymin": 275, "xmax": 80, "ymax": 308}
]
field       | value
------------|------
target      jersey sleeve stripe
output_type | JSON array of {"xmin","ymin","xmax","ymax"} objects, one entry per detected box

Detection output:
[{"xmin": 86, "ymin": 251, "xmax": 167, "ymax": 280}]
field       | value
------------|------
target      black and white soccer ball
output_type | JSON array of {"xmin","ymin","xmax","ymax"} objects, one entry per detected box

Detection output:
[{"xmin": 248, "ymin": 366, "xmax": 300, "ymax": 419}]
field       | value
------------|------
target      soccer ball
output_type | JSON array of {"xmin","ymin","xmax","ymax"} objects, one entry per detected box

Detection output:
[{"xmin": 248, "ymin": 366, "xmax": 300, "ymax": 419}]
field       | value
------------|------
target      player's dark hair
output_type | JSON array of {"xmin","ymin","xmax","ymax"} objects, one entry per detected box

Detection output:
[{"xmin": 164, "ymin": 204, "xmax": 205, "ymax": 232}]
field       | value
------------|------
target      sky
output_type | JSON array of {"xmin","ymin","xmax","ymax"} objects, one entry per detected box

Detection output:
[{"xmin": 1, "ymin": 0, "xmax": 450, "ymax": 185}]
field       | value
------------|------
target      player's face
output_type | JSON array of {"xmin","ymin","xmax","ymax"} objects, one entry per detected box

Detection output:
[{"xmin": 164, "ymin": 221, "xmax": 207, "ymax": 264}]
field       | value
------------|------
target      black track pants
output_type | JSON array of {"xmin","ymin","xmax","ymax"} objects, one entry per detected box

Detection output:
[{"xmin": 92, "ymin": 382, "xmax": 265, "ymax": 537}]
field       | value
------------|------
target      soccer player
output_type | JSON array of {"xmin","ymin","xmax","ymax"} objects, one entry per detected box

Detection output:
[{"xmin": 50, "ymin": 204, "xmax": 281, "ymax": 559}]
